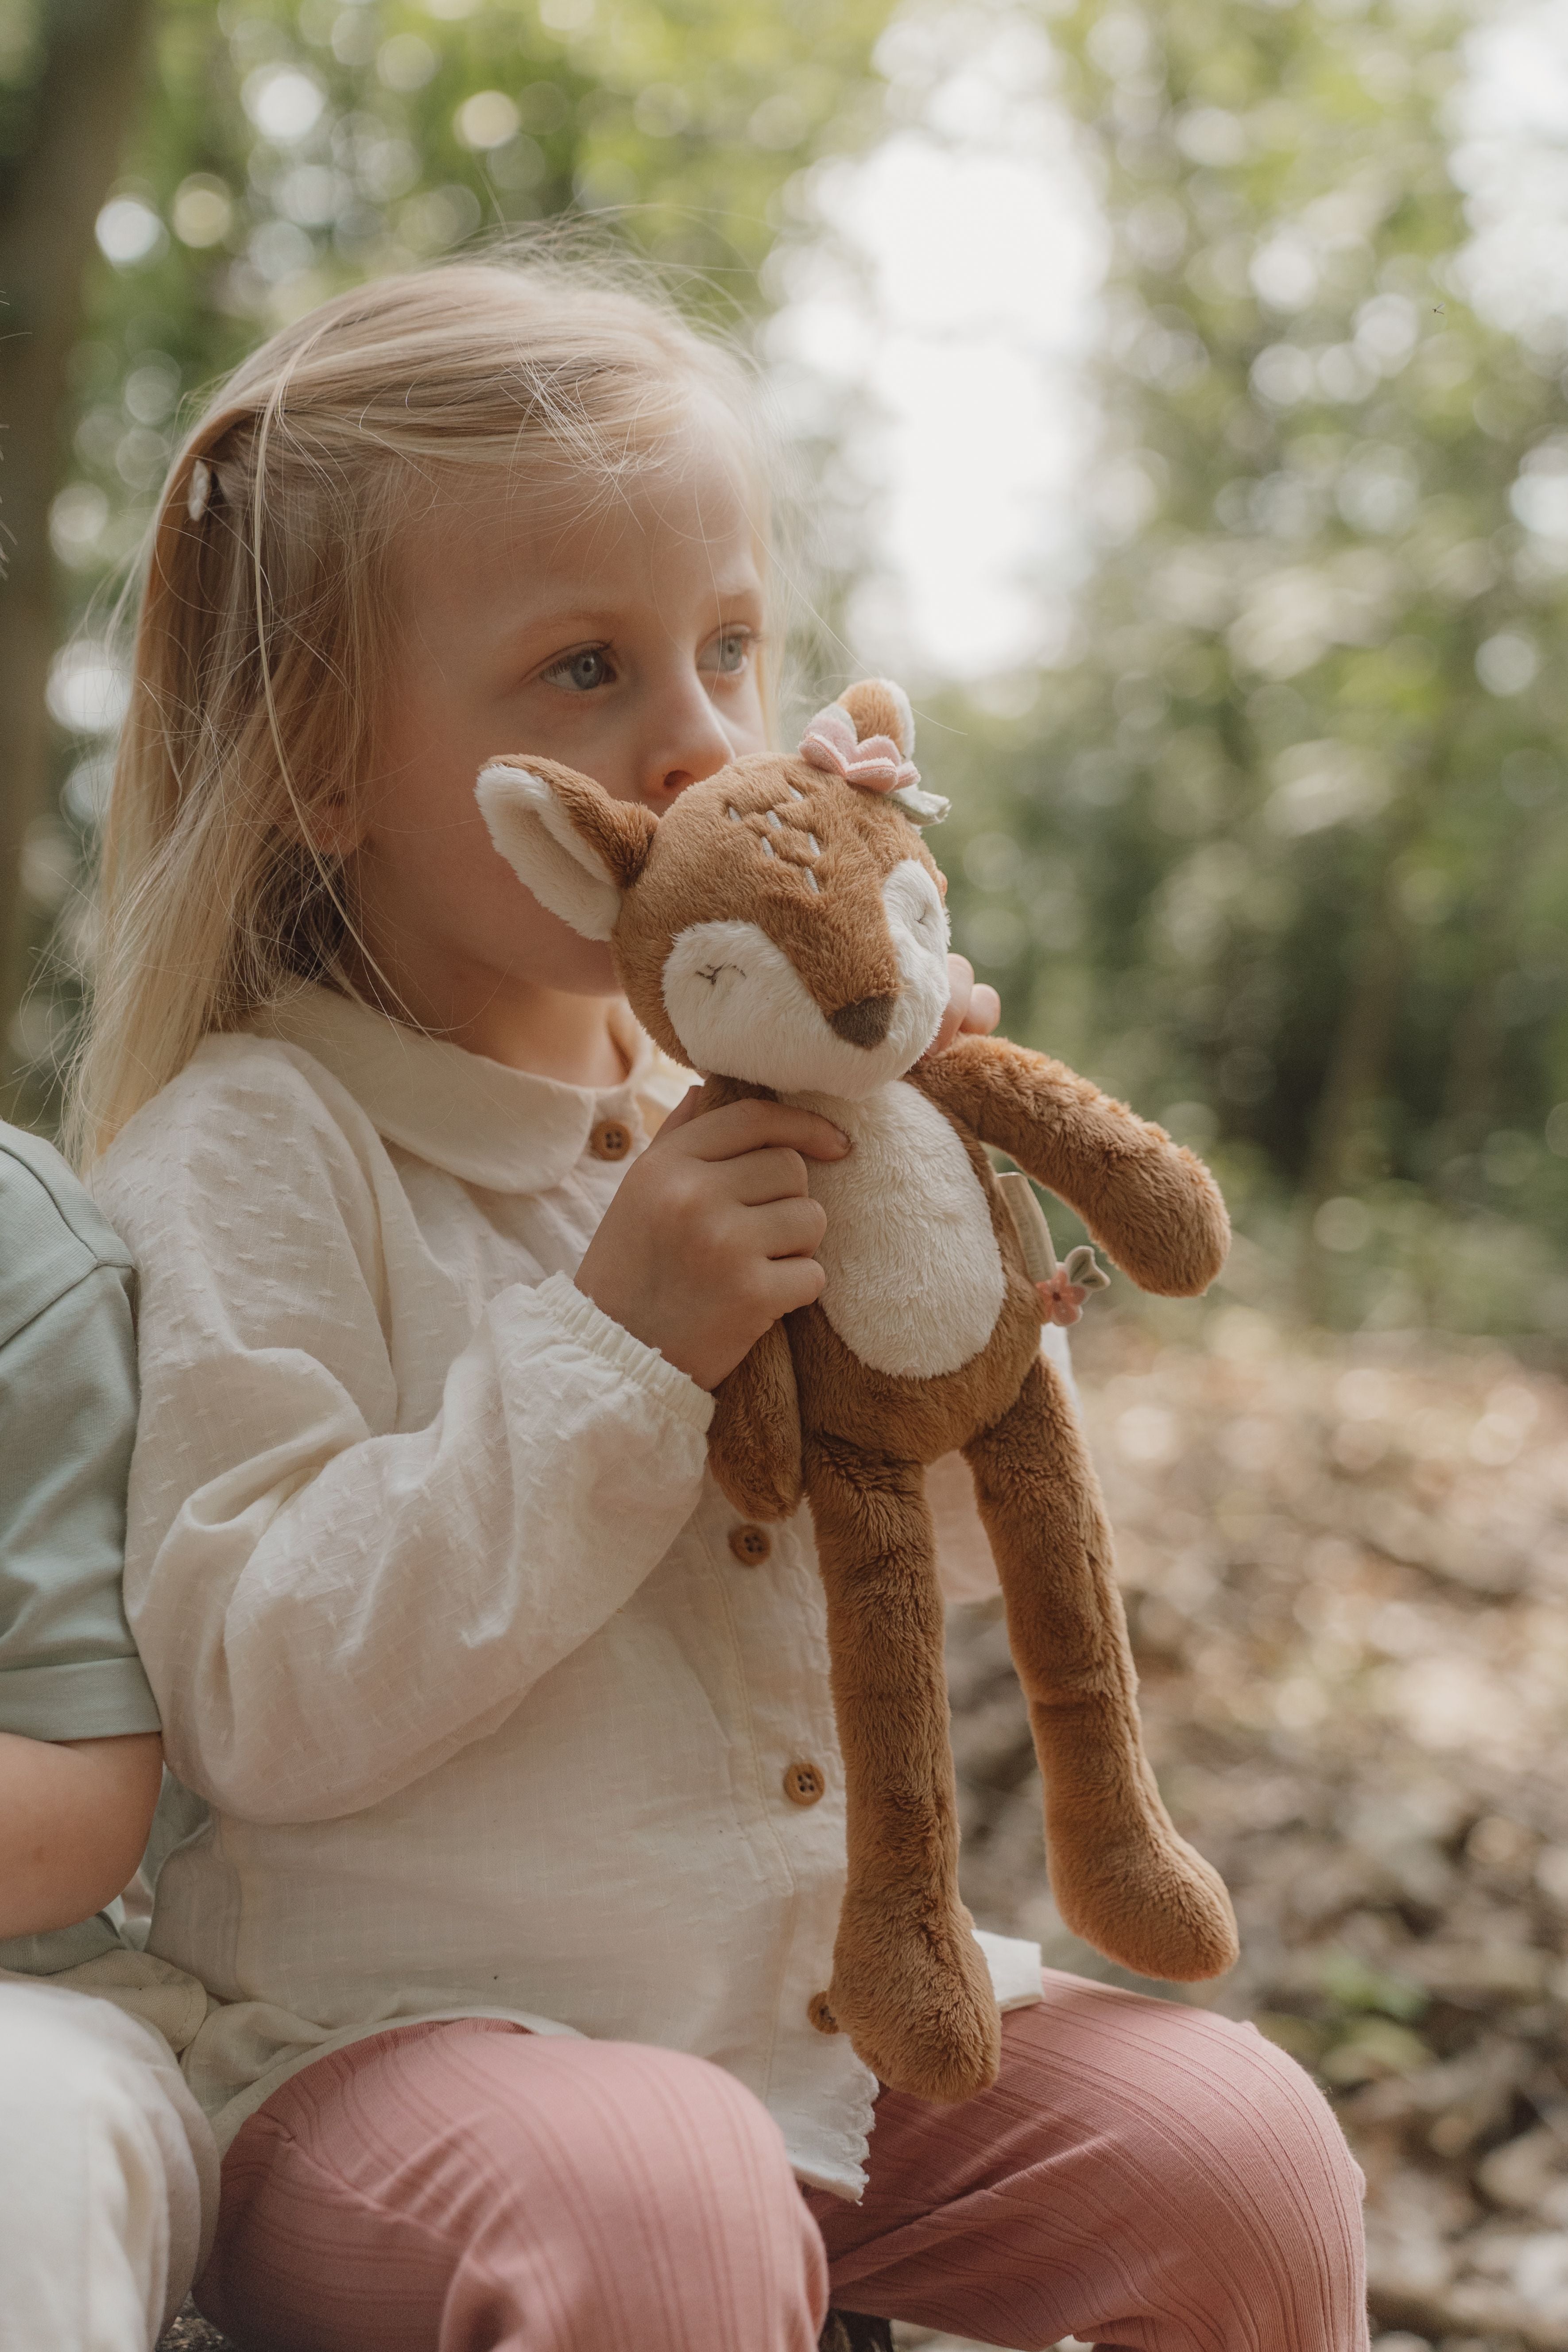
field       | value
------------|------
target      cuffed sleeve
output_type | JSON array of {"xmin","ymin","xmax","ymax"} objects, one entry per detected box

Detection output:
[{"xmin": 530, "ymin": 1273, "xmax": 714, "ymax": 1438}]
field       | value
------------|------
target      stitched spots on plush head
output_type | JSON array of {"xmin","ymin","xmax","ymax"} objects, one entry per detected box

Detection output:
[{"xmin": 724, "ymin": 792, "xmax": 825, "ymax": 889}]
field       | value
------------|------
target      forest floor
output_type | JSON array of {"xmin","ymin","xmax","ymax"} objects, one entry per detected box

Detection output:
[
  {"xmin": 160, "ymin": 1308, "xmax": 1568, "ymax": 2352},
  {"xmin": 908, "ymin": 1302, "xmax": 1568, "ymax": 2352}
]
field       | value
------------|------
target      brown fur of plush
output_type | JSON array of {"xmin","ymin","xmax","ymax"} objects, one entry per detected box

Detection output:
[
  {"xmin": 914, "ymin": 1037, "xmax": 1229, "ymax": 1300},
  {"xmin": 837, "ymin": 677, "xmax": 913, "ymax": 750},
  {"xmin": 481, "ymin": 685, "xmax": 1239, "ymax": 2106},
  {"xmin": 612, "ymin": 756, "xmax": 927, "ymax": 1068}
]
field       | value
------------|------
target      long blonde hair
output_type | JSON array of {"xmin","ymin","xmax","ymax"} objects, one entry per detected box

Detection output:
[{"xmin": 69, "ymin": 253, "xmax": 771, "ymax": 1163}]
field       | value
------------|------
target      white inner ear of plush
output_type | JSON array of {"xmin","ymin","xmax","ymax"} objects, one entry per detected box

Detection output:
[
  {"xmin": 476, "ymin": 763, "xmax": 622, "ymax": 943},
  {"xmin": 661, "ymin": 859, "xmax": 951, "ymax": 1100}
]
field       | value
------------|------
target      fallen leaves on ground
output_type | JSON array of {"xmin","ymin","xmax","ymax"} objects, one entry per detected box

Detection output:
[{"xmin": 941, "ymin": 1305, "xmax": 1568, "ymax": 2352}]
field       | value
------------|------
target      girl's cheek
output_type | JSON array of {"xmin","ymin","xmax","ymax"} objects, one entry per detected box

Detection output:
[{"xmin": 503, "ymin": 896, "xmax": 619, "ymax": 994}]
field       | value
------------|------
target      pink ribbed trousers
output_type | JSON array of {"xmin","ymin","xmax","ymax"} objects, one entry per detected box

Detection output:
[{"xmin": 197, "ymin": 1973, "xmax": 1369, "ymax": 2352}]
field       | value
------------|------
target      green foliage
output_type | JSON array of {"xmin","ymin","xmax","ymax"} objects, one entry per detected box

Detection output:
[
  {"xmin": 932, "ymin": 0, "xmax": 1568, "ymax": 1331},
  {"xmin": 57, "ymin": 0, "xmax": 891, "ymax": 584},
  {"xmin": 1317, "ymin": 1942, "xmax": 1429, "ymax": 2023}
]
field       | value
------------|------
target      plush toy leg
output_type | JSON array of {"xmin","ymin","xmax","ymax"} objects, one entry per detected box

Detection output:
[
  {"xmin": 963, "ymin": 1358, "xmax": 1239, "ymax": 1983},
  {"xmin": 803, "ymin": 1437, "xmax": 1001, "ymax": 2105},
  {"xmin": 709, "ymin": 1322, "xmax": 804, "ymax": 1522}
]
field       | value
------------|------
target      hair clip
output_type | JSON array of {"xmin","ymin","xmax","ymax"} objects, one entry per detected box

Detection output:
[{"xmin": 186, "ymin": 458, "xmax": 214, "ymax": 522}]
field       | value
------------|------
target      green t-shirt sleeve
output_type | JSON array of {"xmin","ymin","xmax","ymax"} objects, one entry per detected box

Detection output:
[{"xmin": 0, "ymin": 1130, "xmax": 159, "ymax": 1742}]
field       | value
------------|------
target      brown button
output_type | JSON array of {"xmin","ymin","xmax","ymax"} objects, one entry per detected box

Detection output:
[
  {"xmin": 728, "ymin": 1522, "xmax": 772, "ymax": 1567},
  {"xmin": 589, "ymin": 1118, "xmax": 632, "ymax": 1161},
  {"xmin": 783, "ymin": 1760, "xmax": 826, "ymax": 1807}
]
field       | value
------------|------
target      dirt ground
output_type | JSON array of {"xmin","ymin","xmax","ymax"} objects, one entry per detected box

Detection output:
[
  {"xmin": 913, "ymin": 1304, "xmax": 1568, "ymax": 2352},
  {"xmin": 160, "ymin": 1308, "xmax": 1568, "ymax": 2352}
]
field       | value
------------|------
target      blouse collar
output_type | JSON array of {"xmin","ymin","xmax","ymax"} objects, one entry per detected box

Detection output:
[{"xmin": 258, "ymin": 987, "xmax": 685, "ymax": 1196}]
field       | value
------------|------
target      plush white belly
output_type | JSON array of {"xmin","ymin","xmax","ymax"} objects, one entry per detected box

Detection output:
[{"xmin": 786, "ymin": 1082, "xmax": 1006, "ymax": 1380}]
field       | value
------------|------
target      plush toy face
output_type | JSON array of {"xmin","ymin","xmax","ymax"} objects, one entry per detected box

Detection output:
[{"xmin": 478, "ymin": 684, "xmax": 954, "ymax": 1101}]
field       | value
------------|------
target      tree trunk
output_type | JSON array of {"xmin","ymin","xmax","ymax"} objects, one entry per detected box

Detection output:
[
  {"xmin": 0, "ymin": 0, "xmax": 155, "ymax": 1046},
  {"xmin": 1438, "ymin": 803, "xmax": 1555, "ymax": 1161},
  {"xmin": 1297, "ymin": 797, "xmax": 1423, "ymax": 1319}
]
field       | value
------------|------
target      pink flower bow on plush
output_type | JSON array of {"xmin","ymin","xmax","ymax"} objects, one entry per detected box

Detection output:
[
  {"xmin": 1038, "ymin": 1245, "xmax": 1111, "ymax": 1328},
  {"xmin": 1038, "ymin": 1271, "xmax": 1092, "ymax": 1328},
  {"xmin": 799, "ymin": 703, "xmax": 921, "ymax": 794}
]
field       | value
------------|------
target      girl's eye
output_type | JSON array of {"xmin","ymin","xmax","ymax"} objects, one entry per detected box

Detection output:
[
  {"xmin": 545, "ymin": 646, "xmax": 615, "ymax": 694},
  {"xmin": 701, "ymin": 629, "xmax": 753, "ymax": 679}
]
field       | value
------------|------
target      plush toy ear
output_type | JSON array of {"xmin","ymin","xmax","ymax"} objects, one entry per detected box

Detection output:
[
  {"xmin": 476, "ymin": 756, "xmax": 657, "ymax": 943},
  {"xmin": 838, "ymin": 677, "xmax": 915, "ymax": 758}
]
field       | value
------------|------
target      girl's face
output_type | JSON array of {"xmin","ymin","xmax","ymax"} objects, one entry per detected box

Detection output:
[{"xmin": 348, "ymin": 419, "xmax": 769, "ymax": 1046}]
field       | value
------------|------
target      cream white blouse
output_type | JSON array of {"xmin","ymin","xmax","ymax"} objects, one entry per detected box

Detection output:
[{"xmin": 95, "ymin": 988, "xmax": 1040, "ymax": 2193}]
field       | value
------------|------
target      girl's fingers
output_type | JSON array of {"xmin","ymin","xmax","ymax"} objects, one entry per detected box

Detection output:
[
  {"xmin": 727, "ymin": 1147, "xmax": 816, "ymax": 1207},
  {"xmin": 921, "ymin": 954, "xmax": 974, "ymax": 1061},
  {"xmin": 759, "ymin": 1252, "xmax": 828, "ymax": 1319},
  {"xmin": 676, "ymin": 1098, "xmax": 849, "ymax": 1164},
  {"xmin": 653, "ymin": 1082, "xmax": 705, "ymax": 1136},
  {"xmin": 749, "ymin": 1193, "xmax": 828, "ymax": 1259},
  {"xmin": 962, "ymin": 981, "xmax": 1001, "ymax": 1036},
  {"xmin": 921, "ymin": 955, "xmax": 1002, "ymax": 1060}
]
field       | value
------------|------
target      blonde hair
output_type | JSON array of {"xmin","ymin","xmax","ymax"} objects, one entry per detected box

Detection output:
[{"xmin": 69, "ymin": 252, "xmax": 772, "ymax": 1163}]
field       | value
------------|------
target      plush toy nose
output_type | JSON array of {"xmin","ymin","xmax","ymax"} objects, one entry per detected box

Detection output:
[{"xmin": 829, "ymin": 993, "xmax": 898, "ymax": 1048}]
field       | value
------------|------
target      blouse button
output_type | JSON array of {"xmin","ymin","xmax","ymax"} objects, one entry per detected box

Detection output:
[
  {"xmin": 783, "ymin": 1760, "xmax": 826, "ymax": 1807},
  {"xmin": 589, "ymin": 1118, "xmax": 632, "ymax": 1161},
  {"xmin": 728, "ymin": 1522, "xmax": 772, "ymax": 1567}
]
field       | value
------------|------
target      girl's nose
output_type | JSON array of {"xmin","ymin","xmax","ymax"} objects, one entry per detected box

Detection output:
[{"xmin": 638, "ymin": 689, "xmax": 736, "ymax": 808}]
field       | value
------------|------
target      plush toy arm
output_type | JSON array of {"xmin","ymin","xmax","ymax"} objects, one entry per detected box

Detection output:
[
  {"xmin": 708, "ymin": 1323, "xmax": 804, "ymax": 1521},
  {"xmin": 914, "ymin": 1036, "xmax": 1229, "ymax": 1297}
]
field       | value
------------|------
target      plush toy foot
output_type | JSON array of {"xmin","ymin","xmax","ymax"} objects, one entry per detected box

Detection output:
[
  {"xmin": 802, "ymin": 1441, "xmax": 1002, "ymax": 2104},
  {"xmin": 817, "ymin": 1896, "xmax": 1002, "ymax": 2104},
  {"xmin": 964, "ymin": 1358, "xmax": 1238, "ymax": 1987},
  {"xmin": 1053, "ymin": 1836, "xmax": 1238, "ymax": 1980},
  {"xmin": 1042, "ymin": 1727, "xmax": 1239, "ymax": 1982}
]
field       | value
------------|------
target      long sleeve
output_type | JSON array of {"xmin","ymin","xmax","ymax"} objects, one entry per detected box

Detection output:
[{"xmin": 96, "ymin": 1040, "xmax": 712, "ymax": 1826}]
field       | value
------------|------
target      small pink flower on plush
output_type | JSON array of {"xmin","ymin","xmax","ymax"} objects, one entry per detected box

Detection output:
[
  {"xmin": 1038, "ymin": 1271, "xmax": 1090, "ymax": 1328},
  {"xmin": 800, "ymin": 704, "xmax": 921, "ymax": 795}
]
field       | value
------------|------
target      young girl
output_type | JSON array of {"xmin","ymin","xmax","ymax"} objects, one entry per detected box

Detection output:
[{"xmin": 79, "ymin": 256, "xmax": 1368, "ymax": 2351}]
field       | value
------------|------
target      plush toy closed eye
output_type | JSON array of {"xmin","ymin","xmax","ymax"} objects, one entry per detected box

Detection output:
[{"xmin": 478, "ymin": 680, "xmax": 1238, "ymax": 2106}]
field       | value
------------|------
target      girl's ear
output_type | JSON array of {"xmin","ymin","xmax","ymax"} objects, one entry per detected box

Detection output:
[
  {"xmin": 476, "ymin": 757, "xmax": 657, "ymax": 942},
  {"xmin": 306, "ymin": 786, "xmax": 366, "ymax": 860}
]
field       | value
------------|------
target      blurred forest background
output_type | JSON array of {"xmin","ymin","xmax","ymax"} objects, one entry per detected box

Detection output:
[{"xmin": 11, "ymin": 4, "xmax": 1568, "ymax": 2348}]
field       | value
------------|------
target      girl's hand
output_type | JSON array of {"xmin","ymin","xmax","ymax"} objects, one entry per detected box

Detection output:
[
  {"xmin": 921, "ymin": 954, "xmax": 1002, "ymax": 1062},
  {"xmin": 575, "ymin": 1096, "xmax": 849, "ymax": 1390}
]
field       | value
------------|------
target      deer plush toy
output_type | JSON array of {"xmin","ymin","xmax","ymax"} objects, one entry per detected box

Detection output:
[{"xmin": 478, "ymin": 681, "xmax": 1238, "ymax": 2106}]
